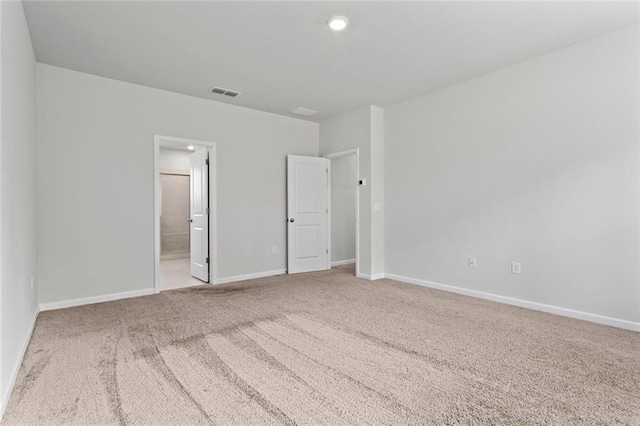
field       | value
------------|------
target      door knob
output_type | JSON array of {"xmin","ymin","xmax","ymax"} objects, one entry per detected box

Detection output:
[
  {"xmin": 187, "ymin": 219, "xmax": 193, "ymax": 223},
  {"xmin": 289, "ymin": 218, "xmax": 295, "ymax": 223}
]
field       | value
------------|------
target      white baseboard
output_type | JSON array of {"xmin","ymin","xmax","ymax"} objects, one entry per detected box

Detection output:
[
  {"xmin": 356, "ymin": 272, "xmax": 385, "ymax": 281},
  {"xmin": 0, "ymin": 306, "xmax": 40, "ymax": 421},
  {"xmin": 385, "ymin": 273, "xmax": 640, "ymax": 332},
  {"xmin": 39, "ymin": 288, "xmax": 156, "ymax": 312},
  {"xmin": 215, "ymin": 269, "xmax": 287, "ymax": 285},
  {"xmin": 332, "ymin": 259, "xmax": 356, "ymax": 267}
]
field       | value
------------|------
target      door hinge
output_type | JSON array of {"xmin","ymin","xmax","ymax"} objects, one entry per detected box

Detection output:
[
  {"xmin": 206, "ymin": 207, "xmax": 209, "ymax": 215},
  {"xmin": 326, "ymin": 249, "xmax": 328, "ymax": 254},
  {"xmin": 326, "ymin": 208, "xmax": 328, "ymax": 214},
  {"xmin": 206, "ymin": 158, "xmax": 209, "ymax": 165},
  {"xmin": 326, "ymin": 168, "xmax": 328, "ymax": 173},
  {"xmin": 206, "ymin": 257, "xmax": 209, "ymax": 264}
]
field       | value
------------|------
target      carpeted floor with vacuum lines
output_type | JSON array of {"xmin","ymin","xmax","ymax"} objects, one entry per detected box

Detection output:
[{"xmin": 3, "ymin": 265, "xmax": 639, "ymax": 425}]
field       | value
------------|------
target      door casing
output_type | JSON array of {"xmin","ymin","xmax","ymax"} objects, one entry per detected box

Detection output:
[
  {"xmin": 153, "ymin": 135, "xmax": 217, "ymax": 292},
  {"xmin": 324, "ymin": 148, "xmax": 360, "ymax": 277}
]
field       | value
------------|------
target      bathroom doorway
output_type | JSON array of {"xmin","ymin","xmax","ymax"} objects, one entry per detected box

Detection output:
[{"xmin": 154, "ymin": 135, "xmax": 217, "ymax": 292}]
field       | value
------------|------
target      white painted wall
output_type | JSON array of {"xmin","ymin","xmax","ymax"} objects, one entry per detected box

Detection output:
[
  {"xmin": 320, "ymin": 107, "xmax": 372, "ymax": 275},
  {"xmin": 158, "ymin": 148, "xmax": 191, "ymax": 171},
  {"xmin": 330, "ymin": 154, "xmax": 356, "ymax": 263},
  {"xmin": 385, "ymin": 27, "xmax": 640, "ymax": 324},
  {"xmin": 36, "ymin": 64, "xmax": 318, "ymax": 304},
  {"xmin": 370, "ymin": 106, "xmax": 385, "ymax": 277},
  {"xmin": 0, "ymin": 0, "xmax": 39, "ymax": 415},
  {"xmin": 320, "ymin": 105, "xmax": 385, "ymax": 278}
]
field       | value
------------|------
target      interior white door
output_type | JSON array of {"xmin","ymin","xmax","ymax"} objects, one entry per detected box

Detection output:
[
  {"xmin": 190, "ymin": 148, "xmax": 209, "ymax": 282},
  {"xmin": 287, "ymin": 155, "xmax": 330, "ymax": 274}
]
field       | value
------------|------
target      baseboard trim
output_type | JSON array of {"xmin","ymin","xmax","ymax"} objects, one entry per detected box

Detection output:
[
  {"xmin": 0, "ymin": 306, "xmax": 40, "ymax": 421},
  {"xmin": 39, "ymin": 288, "xmax": 156, "ymax": 312},
  {"xmin": 385, "ymin": 273, "xmax": 640, "ymax": 332},
  {"xmin": 215, "ymin": 269, "xmax": 287, "ymax": 285},
  {"xmin": 356, "ymin": 272, "xmax": 385, "ymax": 281},
  {"xmin": 38, "ymin": 269, "xmax": 290, "ymax": 311},
  {"xmin": 331, "ymin": 259, "xmax": 356, "ymax": 267}
]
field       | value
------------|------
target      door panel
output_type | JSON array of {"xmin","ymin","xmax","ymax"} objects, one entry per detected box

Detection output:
[
  {"xmin": 296, "ymin": 225, "xmax": 320, "ymax": 259},
  {"xmin": 296, "ymin": 164, "xmax": 320, "ymax": 212},
  {"xmin": 190, "ymin": 148, "xmax": 209, "ymax": 282},
  {"xmin": 287, "ymin": 155, "xmax": 329, "ymax": 273}
]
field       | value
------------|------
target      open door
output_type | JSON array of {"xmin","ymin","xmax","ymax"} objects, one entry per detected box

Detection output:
[
  {"xmin": 287, "ymin": 155, "xmax": 330, "ymax": 274},
  {"xmin": 190, "ymin": 148, "xmax": 209, "ymax": 282}
]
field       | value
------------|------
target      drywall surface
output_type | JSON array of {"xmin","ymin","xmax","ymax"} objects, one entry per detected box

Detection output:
[
  {"xmin": 0, "ymin": 0, "xmax": 39, "ymax": 415},
  {"xmin": 320, "ymin": 106, "xmax": 372, "ymax": 275},
  {"xmin": 158, "ymin": 148, "xmax": 191, "ymax": 171},
  {"xmin": 330, "ymin": 154, "xmax": 356, "ymax": 263},
  {"xmin": 370, "ymin": 106, "xmax": 385, "ymax": 277},
  {"xmin": 37, "ymin": 64, "xmax": 318, "ymax": 304},
  {"xmin": 320, "ymin": 105, "xmax": 385, "ymax": 277},
  {"xmin": 385, "ymin": 27, "xmax": 640, "ymax": 323}
]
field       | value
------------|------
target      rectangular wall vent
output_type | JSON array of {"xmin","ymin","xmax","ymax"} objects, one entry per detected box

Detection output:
[
  {"xmin": 291, "ymin": 107, "xmax": 319, "ymax": 116},
  {"xmin": 209, "ymin": 87, "xmax": 242, "ymax": 98}
]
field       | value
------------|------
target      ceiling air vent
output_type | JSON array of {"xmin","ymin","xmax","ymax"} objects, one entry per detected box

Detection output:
[
  {"xmin": 209, "ymin": 87, "xmax": 242, "ymax": 98},
  {"xmin": 291, "ymin": 107, "xmax": 319, "ymax": 116}
]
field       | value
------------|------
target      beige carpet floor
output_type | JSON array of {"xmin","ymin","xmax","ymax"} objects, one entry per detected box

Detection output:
[{"xmin": 3, "ymin": 265, "xmax": 639, "ymax": 425}]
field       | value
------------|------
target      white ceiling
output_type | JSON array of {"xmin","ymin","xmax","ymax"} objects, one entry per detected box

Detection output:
[{"xmin": 23, "ymin": 1, "xmax": 638, "ymax": 122}]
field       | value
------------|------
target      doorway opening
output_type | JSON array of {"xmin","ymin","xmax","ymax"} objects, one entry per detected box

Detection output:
[
  {"xmin": 326, "ymin": 149, "xmax": 359, "ymax": 277},
  {"xmin": 153, "ymin": 135, "xmax": 217, "ymax": 292}
]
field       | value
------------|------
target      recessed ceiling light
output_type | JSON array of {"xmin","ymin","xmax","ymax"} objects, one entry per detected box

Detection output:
[
  {"xmin": 327, "ymin": 16, "xmax": 349, "ymax": 32},
  {"xmin": 187, "ymin": 145, "xmax": 195, "ymax": 151}
]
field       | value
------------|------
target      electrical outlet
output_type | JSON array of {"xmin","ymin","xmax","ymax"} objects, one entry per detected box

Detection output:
[
  {"xmin": 469, "ymin": 257, "xmax": 477, "ymax": 268},
  {"xmin": 511, "ymin": 261, "xmax": 521, "ymax": 275},
  {"xmin": 272, "ymin": 246, "xmax": 277, "ymax": 254},
  {"xmin": 31, "ymin": 275, "xmax": 34, "ymax": 289}
]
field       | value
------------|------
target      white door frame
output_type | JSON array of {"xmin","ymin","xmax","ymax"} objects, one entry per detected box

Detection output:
[
  {"xmin": 324, "ymin": 148, "xmax": 360, "ymax": 277},
  {"xmin": 153, "ymin": 135, "xmax": 218, "ymax": 292}
]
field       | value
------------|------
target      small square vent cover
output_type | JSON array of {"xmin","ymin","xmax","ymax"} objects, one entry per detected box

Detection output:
[
  {"xmin": 291, "ymin": 107, "xmax": 319, "ymax": 116},
  {"xmin": 209, "ymin": 87, "xmax": 241, "ymax": 98}
]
